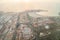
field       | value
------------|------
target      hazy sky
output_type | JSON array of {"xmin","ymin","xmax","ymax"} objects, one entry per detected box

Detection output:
[{"xmin": 0, "ymin": 0, "xmax": 60, "ymax": 16}]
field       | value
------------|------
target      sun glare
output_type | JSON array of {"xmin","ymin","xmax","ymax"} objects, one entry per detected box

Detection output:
[
  {"xmin": 24, "ymin": 0, "xmax": 30, "ymax": 2},
  {"xmin": 10, "ymin": 0, "xmax": 21, "ymax": 3},
  {"xmin": 9, "ymin": 0, "xmax": 30, "ymax": 3}
]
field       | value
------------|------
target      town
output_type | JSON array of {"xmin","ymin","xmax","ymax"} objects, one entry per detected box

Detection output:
[{"xmin": 0, "ymin": 10, "xmax": 60, "ymax": 40}]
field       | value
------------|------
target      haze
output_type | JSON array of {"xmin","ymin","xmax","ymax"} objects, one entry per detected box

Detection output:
[{"xmin": 0, "ymin": 0, "xmax": 60, "ymax": 16}]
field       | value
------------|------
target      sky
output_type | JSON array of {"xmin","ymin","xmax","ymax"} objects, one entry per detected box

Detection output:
[{"xmin": 0, "ymin": 0, "xmax": 60, "ymax": 16}]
